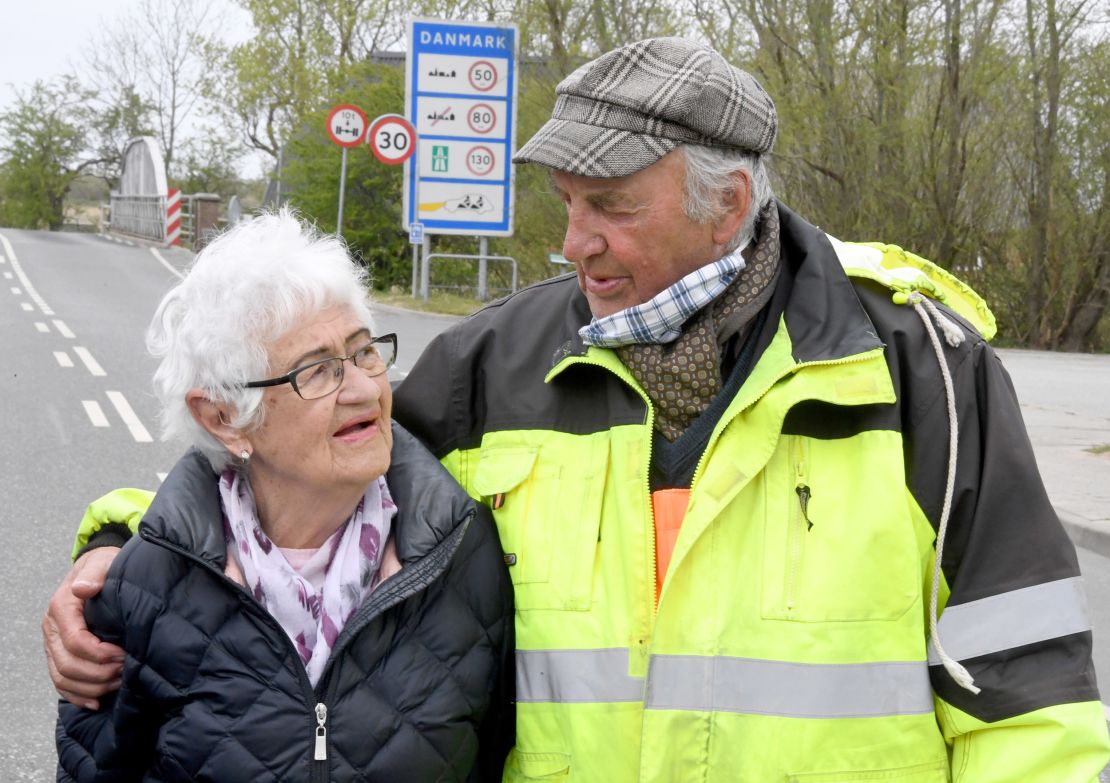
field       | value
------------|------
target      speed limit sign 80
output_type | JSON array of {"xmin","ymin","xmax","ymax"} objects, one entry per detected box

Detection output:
[{"xmin": 368, "ymin": 114, "xmax": 416, "ymax": 165}]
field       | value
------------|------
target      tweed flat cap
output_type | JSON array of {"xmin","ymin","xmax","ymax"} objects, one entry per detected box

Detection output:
[{"xmin": 513, "ymin": 37, "xmax": 777, "ymax": 177}]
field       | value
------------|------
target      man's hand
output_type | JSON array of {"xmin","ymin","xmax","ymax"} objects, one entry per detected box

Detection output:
[{"xmin": 43, "ymin": 547, "xmax": 124, "ymax": 709}]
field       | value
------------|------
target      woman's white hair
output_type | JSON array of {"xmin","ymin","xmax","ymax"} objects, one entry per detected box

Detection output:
[
  {"xmin": 680, "ymin": 144, "xmax": 775, "ymax": 253},
  {"xmin": 147, "ymin": 207, "xmax": 374, "ymax": 471}
]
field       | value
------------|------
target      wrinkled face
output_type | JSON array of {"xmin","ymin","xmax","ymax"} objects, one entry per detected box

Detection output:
[
  {"xmin": 245, "ymin": 304, "xmax": 393, "ymax": 499},
  {"xmin": 552, "ymin": 151, "xmax": 725, "ymax": 318}
]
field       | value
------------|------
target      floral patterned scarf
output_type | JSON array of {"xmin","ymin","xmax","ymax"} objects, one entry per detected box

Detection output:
[{"xmin": 219, "ymin": 469, "xmax": 396, "ymax": 686}]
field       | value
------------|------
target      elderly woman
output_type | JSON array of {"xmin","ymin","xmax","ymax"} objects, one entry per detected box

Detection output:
[{"xmin": 55, "ymin": 210, "xmax": 514, "ymax": 782}]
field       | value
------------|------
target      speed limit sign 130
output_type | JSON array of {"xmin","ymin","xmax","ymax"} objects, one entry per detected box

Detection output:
[{"xmin": 368, "ymin": 114, "xmax": 416, "ymax": 165}]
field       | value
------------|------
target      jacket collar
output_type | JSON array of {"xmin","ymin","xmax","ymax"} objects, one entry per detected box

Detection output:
[{"xmin": 140, "ymin": 423, "xmax": 475, "ymax": 568}]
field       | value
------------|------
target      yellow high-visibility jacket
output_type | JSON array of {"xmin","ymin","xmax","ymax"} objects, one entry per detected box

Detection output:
[
  {"xmin": 77, "ymin": 204, "xmax": 1110, "ymax": 782},
  {"xmin": 394, "ymin": 204, "xmax": 1110, "ymax": 781}
]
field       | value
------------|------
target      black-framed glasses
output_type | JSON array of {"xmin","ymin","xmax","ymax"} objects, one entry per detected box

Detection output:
[{"xmin": 244, "ymin": 333, "xmax": 398, "ymax": 400}]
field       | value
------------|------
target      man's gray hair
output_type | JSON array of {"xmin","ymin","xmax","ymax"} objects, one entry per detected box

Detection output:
[
  {"xmin": 681, "ymin": 144, "xmax": 775, "ymax": 253},
  {"xmin": 146, "ymin": 208, "xmax": 374, "ymax": 471}
]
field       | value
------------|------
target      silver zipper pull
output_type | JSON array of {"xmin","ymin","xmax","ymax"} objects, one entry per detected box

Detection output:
[
  {"xmin": 314, "ymin": 703, "xmax": 328, "ymax": 761},
  {"xmin": 796, "ymin": 484, "xmax": 814, "ymax": 531}
]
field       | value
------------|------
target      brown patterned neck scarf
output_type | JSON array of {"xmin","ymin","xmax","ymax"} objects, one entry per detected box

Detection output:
[{"xmin": 616, "ymin": 203, "xmax": 781, "ymax": 441}]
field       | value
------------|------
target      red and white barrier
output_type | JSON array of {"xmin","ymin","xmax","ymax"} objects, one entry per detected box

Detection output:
[{"xmin": 165, "ymin": 188, "xmax": 182, "ymax": 246}]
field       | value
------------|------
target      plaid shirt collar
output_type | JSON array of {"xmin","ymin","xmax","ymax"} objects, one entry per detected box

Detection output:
[{"xmin": 579, "ymin": 243, "xmax": 748, "ymax": 348}]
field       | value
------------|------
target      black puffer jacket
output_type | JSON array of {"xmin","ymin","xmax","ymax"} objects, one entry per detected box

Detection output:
[{"xmin": 56, "ymin": 425, "xmax": 515, "ymax": 782}]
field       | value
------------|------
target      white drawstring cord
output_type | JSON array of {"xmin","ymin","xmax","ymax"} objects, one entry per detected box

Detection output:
[{"xmin": 905, "ymin": 292, "xmax": 981, "ymax": 695}]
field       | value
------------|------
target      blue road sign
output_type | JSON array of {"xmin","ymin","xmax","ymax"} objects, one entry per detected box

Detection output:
[{"xmin": 404, "ymin": 18, "xmax": 518, "ymax": 237}]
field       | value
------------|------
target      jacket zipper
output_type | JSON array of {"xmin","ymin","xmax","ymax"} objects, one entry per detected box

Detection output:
[
  {"xmin": 140, "ymin": 529, "xmax": 329, "ymax": 776},
  {"xmin": 785, "ymin": 441, "xmax": 810, "ymax": 614},
  {"xmin": 314, "ymin": 703, "xmax": 328, "ymax": 759},
  {"xmin": 142, "ymin": 520, "xmax": 469, "ymax": 781}
]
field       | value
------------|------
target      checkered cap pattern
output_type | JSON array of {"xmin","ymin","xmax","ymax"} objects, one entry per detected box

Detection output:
[
  {"xmin": 514, "ymin": 37, "xmax": 777, "ymax": 176},
  {"xmin": 579, "ymin": 244, "xmax": 748, "ymax": 347}
]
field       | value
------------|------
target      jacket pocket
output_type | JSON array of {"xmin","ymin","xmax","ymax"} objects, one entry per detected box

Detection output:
[
  {"xmin": 474, "ymin": 441, "xmax": 606, "ymax": 611},
  {"xmin": 788, "ymin": 760, "xmax": 949, "ymax": 782},
  {"xmin": 761, "ymin": 434, "xmax": 918, "ymax": 622},
  {"xmin": 503, "ymin": 750, "xmax": 571, "ymax": 781}
]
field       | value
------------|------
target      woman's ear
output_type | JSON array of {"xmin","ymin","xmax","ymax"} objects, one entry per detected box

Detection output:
[
  {"xmin": 711, "ymin": 169, "xmax": 752, "ymax": 247},
  {"xmin": 186, "ymin": 390, "xmax": 248, "ymax": 456}
]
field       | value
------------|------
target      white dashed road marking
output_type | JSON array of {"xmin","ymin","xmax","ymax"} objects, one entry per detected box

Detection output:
[
  {"xmin": 150, "ymin": 248, "xmax": 184, "ymax": 280},
  {"xmin": 0, "ymin": 232, "xmax": 54, "ymax": 315},
  {"xmin": 52, "ymin": 319, "xmax": 75, "ymax": 338},
  {"xmin": 10, "ymin": 286, "xmax": 21, "ymax": 294},
  {"xmin": 106, "ymin": 391, "xmax": 153, "ymax": 442},
  {"xmin": 35, "ymin": 322, "xmax": 49, "ymax": 333},
  {"xmin": 3, "ymin": 272, "xmax": 11, "ymax": 279},
  {"xmin": 157, "ymin": 472, "xmax": 168, "ymax": 483},
  {"xmin": 54, "ymin": 351, "xmax": 74, "ymax": 368},
  {"xmin": 73, "ymin": 346, "xmax": 106, "ymax": 376},
  {"xmin": 82, "ymin": 401, "xmax": 110, "ymax": 427},
  {"xmin": 21, "ymin": 302, "xmax": 32, "ymax": 311}
]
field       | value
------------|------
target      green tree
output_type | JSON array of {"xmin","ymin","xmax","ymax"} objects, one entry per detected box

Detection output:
[
  {"xmin": 174, "ymin": 130, "xmax": 247, "ymax": 195},
  {"xmin": 283, "ymin": 62, "xmax": 411, "ymax": 287},
  {"xmin": 0, "ymin": 77, "xmax": 102, "ymax": 229}
]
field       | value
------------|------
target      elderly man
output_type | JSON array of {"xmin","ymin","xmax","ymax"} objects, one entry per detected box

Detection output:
[{"xmin": 46, "ymin": 37, "xmax": 1109, "ymax": 781}]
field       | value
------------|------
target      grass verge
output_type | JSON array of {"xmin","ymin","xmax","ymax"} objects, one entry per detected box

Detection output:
[{"xmin": 374, "ymin": 289, "xmax": 485, "ymax": 317}]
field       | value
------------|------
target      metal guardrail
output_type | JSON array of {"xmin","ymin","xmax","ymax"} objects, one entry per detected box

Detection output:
[
  {"xmin": 108, "ymin": 195, "xmax": 165, "ymax": 241},
  {"xmin": 423, "ymin": 252, "xmax": 518, "ymax": 301},
  {"xmin": 106, "ymin": 194, "xmax": 212, "ymax": 246}
]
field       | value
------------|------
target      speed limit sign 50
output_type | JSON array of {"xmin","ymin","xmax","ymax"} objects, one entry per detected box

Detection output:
[{"xmin": 368, "ymin": 114, "xmax": 416, "ymax": 165}]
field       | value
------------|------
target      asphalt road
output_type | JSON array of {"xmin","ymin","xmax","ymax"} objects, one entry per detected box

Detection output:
[{"xmin": 2, "ymin": 227, "xmax": 1108, "ymax": 779}]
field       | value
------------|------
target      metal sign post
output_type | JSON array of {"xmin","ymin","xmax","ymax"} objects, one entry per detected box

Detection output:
[
  {"xmin": 366, "ymin": 113, "xmax": 420, "ymax": 295},
  {"xmin": 326, "ymin": 104, "xmax": 369, "ymax": 237},
  {"xmin": 337, "ymin": 148, "xmax": 349, "ymax": 236}
]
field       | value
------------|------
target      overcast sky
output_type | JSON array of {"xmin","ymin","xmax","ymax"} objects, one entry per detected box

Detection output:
[{"xmin": 0, "ymin": 0, "xmax": 260, "ymax": 170}]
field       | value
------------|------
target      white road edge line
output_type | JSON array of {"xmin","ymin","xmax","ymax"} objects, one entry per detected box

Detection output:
[
  {"xmin": 0, "ymin": 231, "xmax": 54, "ymax": 315},
  {"xmin": 52, "ymin": 319, "xmax": 75, "ymax": 338},
  {"xmin": 150, "ymin": 247, "xmax": 185, "ymax": 280},
  {"xmin": 73, "ymin": 346, "xmax": 106, "ymax": 376},
  {"xmin": 82, "ymin": 401, "xmax": 110, "ymax": 427},
  {"xmin": 54, "ymin": 351, "xmax": 74, "ymax": 368},
  {"xmin": 1104, "ymin": 703, "xmax": 1110, "ymax": 722},
  {"xmin": 105, "ymin": 391, "xmax": 153, "ymax": 443}
]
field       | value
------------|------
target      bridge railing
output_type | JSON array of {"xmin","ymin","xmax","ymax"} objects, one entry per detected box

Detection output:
[{"xmin": 108, "ymin": 195, "xmax": 165, "ymax": 242}]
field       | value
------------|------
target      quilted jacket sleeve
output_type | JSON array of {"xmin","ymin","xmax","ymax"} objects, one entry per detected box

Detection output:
[{"xmin": 55, "ymin": 542, "xmax": 162, "ymax": 782}]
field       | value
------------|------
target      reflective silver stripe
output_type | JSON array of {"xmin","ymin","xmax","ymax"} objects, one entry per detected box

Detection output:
[
  {"xmin": 646, "ymin": 655, "xmax": 934, "ymax": 718},
  {"xmin": 516, "ymin": 648, "xmax": 645, "ymax": 703},
  {"xmin": 928, "ymin": 576, "xmax": 1090, "ymax": 665}
]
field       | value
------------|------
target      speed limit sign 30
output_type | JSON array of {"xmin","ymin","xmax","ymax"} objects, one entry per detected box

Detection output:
[{"xmin": 369, "ymin": 114, "xmax": 416, "ymax": 165}]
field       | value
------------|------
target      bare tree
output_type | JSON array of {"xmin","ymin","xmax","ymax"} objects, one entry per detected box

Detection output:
[{"xmin": 84, "ymin": 0, "xmax": 220, "ymax": 176}]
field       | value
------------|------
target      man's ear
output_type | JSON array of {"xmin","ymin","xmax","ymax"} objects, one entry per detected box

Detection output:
[
  {"xmin": 712, "ymin": 169, "xmax": 752, "ymax": 247},
  {"xmin": 186, "ymin": 390, "xmax": 248, "ymax": 456}
]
